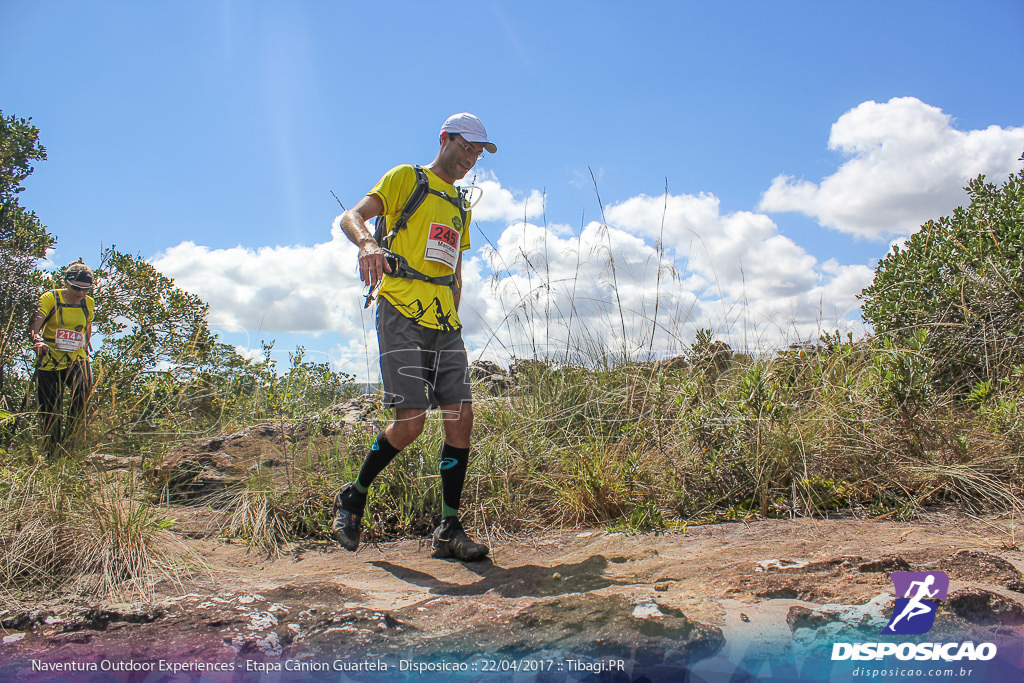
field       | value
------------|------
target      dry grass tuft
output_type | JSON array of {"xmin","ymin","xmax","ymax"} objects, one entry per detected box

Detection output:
[{"xmin": 0, "ymin": 461, "xmax": 203, "ymax": 605}]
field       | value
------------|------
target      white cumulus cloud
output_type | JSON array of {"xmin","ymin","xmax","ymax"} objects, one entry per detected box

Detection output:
[
  {"xmin": 458, "ymin": 188, "xmax": 873, "ymax": 361},
  {"xmin": 153, "ymin": 175, "xmax": 876, "ymax": 367},
  {"xmin": 467, "ymin": 170, "xmax": 546, "ymax": 223},
  {"xmin": 151, "ymin": 225, "xmax": 365, "ymax": 337},
  {"xmin": 759, "ymin": 97, "xmax": 1024, "ymax": 240}
]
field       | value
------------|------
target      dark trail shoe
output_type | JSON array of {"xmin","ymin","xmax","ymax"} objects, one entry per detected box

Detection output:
[
  {"xmin": 432, "ymin": 518, "xmax": 489, "ymax": 561},
  {"xmin": 332, "ymin": 483, "xmax": 366, "ymax": 552}
]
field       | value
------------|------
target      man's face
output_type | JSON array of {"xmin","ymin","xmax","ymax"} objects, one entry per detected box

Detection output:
[
  {"xmin": 64, "ymin": 284, "xmax": 89, "ymax": 303},
  {"xmin": 443, "ymin": 133, "xmax": 485, "ymax": 181}
]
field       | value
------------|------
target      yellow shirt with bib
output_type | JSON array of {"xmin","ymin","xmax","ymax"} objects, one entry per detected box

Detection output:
[
  {"xmin": 38, "ymin": 290, "xmax": 94, "ymax": 370},
  {"xmin": 370, "ymin": 165, "xmax": 471, "ymax": 331}
]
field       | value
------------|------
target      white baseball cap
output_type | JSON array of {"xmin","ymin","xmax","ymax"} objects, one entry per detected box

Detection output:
[{"xmin": 440, "ymin": 112, "xmax": 497, "ymax": 154}]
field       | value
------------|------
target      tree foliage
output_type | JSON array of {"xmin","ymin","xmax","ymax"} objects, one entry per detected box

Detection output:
[
  {"xmin": 83, "ymin": 247, "xmax": 227, "ymax": 439},
  {"xmin": 0, "ymin": 110, "xmax": 54, "ymax": 410},
  {"xmin": 81, "ymin": 247, "xmax": 357, "ymax": 446},
  {"xmin": 859, "ymin": 163, "xmax": 1024, "ymax": 388},
  {"xmin": 0, "ymin": 110, "xmax": 51, "ymax": 256}
]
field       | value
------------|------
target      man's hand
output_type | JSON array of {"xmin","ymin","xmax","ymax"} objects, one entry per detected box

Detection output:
[
  {"xmin": 33, "ymin": 341, "xmax": 49, "ymax": 358},
  {"xmin": 357, "ymin": 237, "xmax": 393, "ymax": 288},
  {"xmin": 338, "ymin": 195, "xmax": 389, "ymax": 288}
]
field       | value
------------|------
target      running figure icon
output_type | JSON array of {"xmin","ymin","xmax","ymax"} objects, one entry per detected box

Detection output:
[
  {"xmin": 888, "ymin": 575, "xmax": 939, "ymax": 629},
  {"xmin": 882, "ymin": 571, "xmax": 949, "ymax": 635}
]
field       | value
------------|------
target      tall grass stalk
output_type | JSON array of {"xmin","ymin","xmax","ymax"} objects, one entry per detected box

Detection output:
[{"xmin": 589, "ymin": 166, "xmax": 628, "ymax": 360}]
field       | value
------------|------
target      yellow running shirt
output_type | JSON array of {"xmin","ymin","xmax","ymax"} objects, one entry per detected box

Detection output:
[
  {"xmin": 38, "ymin": 289, "xmax": 94, "ymax": 370},
  {"xmin": 370, "ymin": 165, "xmax": 471, "ymax": 331}
]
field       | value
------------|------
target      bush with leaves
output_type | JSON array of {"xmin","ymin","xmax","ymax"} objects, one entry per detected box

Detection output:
[
  {"xmin": 0, "ymin": 110, "xmax": 54, "ymax": 413},
  {"xmin": 242, "ymin": 343, "xmax": 358, "ymax": 422},
  {"xmin": 859, "ymin": 164, "xmax": 1024, "ymax": 389},
  {"xmin": 82, "ymin": 247, "xmax": 234, "ymax": 445}
]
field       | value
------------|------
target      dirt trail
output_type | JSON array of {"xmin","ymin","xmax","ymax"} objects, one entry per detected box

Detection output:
[{"xmin": 3, "ymin": 512, "xmax": 1024, "ymax": 680}]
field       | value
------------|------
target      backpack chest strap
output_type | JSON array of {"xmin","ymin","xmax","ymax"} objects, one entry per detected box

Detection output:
[{"xmin": 385, "ymin": 251, "xmax": 456, "ymax": 287}]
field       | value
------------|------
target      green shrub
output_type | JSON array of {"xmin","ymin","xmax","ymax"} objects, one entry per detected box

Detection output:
[{"xmin": 860, "ymin": 166, "xmax": 1024, "ymax": 389}]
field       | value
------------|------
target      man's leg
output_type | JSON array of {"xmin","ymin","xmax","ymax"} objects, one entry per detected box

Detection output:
[
  {"xmin": 334, "ymin": 408, "xmax": 428, "ymax": 552},
  {"xmin": 64, "ymin": 361, "xmax": 92, "ymax": 447},
  {"xmin": 430, "ymin": 360, "xmax": 488, "ymax": 561},
  {"xmin": 354, "ymin": 408, "xmax": 426, "ymax": 494},
  {"xmin": 334, "ymin": 298, "xmax": 433, "ymax": 552},
  {"xmin": 438, "ymin": 402, "xmax": 472, "ymax": 517},
  {"xmin": 36, "ymin": 369, "xmax": 62, "ymax": 457}
]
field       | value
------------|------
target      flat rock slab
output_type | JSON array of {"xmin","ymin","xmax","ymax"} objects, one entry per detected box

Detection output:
[{"xmin": 3, "ymin": 512, "xmax": 1024, "ymax": 677}]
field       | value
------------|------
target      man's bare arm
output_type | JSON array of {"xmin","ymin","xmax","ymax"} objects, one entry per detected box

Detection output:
[
  {"xmin": 27, "ymin": 311, "xmax": 48, "ymax": 357},
  {"xmin": 335, "ymin": 194, "xmax": 391, "ymax": 288}
]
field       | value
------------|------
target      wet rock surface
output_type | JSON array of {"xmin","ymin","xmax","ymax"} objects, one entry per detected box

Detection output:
[
  {"xmin": 946, "ymin": 588, "xmax": 1024, "ymax": 626},
  {"xmin": 940, "ymin": 549, "xmax": 1024, "ymax": 592},
  {"xmin": 500, "ymin": 593, "xmax": 724, "ymax": 664}
]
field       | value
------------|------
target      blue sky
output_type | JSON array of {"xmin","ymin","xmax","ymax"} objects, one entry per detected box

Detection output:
[{"xmin": 3, "ymin": 1, "xmax": 1023, "ymax": 377}]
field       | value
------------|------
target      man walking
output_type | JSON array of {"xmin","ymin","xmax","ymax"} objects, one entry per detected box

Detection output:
[
  {"xmin": 333, "ymin": 113, "xmax": 496, "ymax": 561},
  {"xmin": 26, "ymin": 261, "xmax": 95, "ymax": 455}
]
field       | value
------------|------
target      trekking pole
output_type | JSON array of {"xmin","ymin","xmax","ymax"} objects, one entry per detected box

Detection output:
[
  {"xmin": 330, "ymin": 191, "xmax": 346, "ymax": 210},
  {"xmin": 363, "ymin": 285, "xmax": 378, "ymax": 309}
]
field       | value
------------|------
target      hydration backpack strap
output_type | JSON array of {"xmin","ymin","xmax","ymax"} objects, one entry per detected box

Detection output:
[
  {"xmin": 376, "ymin": 166, "xmax": 431, "ymax": 251},
  {"xmin": 377, "ymin": 166, "xmax": 468, "ymax": 251},
  {"xmin": 367, "ymin": 166, "xmax": 467, "ymax": 295},
  {"xmin": 39, "ymin": 290, "xmax": 89, "ymax": 335},
  {"xmin": 385, "ymin": 251, "xmax": 456, "ymax": 287}
]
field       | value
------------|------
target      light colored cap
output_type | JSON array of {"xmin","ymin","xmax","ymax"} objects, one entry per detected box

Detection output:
[{"xmin": 440, "ymin": 112, "xmax": 497, "ymax": 154}]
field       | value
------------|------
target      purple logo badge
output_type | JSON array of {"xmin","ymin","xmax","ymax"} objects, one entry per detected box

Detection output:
[{"xmin": 882, "ymin": 571, "xmax": 949, "ymax": 635}]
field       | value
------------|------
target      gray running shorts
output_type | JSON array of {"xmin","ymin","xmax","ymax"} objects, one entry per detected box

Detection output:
[{"xmin": 376, "ymin": 297, "xmax": 472, "ymax": 410}]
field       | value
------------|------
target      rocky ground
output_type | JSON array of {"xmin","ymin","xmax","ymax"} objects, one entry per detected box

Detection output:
[
  {"xmin": 3, "ymin": 512, "xmax": 1024, "ymax": 681},
  {"xmin": 3, "ymin": 399, "xmax": 1024, "ymax": 681}
]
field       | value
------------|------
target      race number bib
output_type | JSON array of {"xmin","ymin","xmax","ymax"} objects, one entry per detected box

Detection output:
[
  {"xmin": 55, "ymin": 328, "xmax": 85, "ymax": 352},
  {"xmin": 423, "ymin": 223, "xmax": 461, "ymax": 270}
]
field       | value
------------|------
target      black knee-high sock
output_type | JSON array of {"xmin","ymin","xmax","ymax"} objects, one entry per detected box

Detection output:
[
  {"xmin": 439, "ymin": 443, "xmax": 470, "ymax": 518},
  {"xmin": 356, "ymin": 434, "xmax": 401, "ymax": 492}
]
